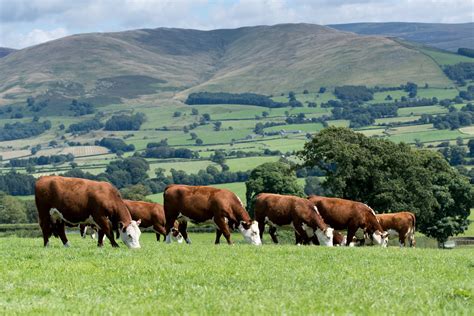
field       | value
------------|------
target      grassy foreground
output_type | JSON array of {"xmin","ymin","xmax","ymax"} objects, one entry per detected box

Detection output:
[{"xmin": 0, "ymin": 233, "xmax": 472, "ymax": 315}]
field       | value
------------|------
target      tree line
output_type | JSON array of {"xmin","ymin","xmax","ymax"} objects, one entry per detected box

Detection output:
[{"xmin": 185, "ymin": 92, "xmax": 294, "ymax": 108}]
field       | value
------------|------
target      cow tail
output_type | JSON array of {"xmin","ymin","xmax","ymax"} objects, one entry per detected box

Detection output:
[{"xmin": 410, "ymin": 213, "xmax": 416, "ymax": 247}]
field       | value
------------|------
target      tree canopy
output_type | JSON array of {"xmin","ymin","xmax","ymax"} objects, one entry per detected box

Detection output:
[
  {"xmin": 298, "ymin": 127, "xmax": 473, "ymax": 243},
  {"xmin": 245, "ymin": 161, "xmax": 304, "ymax": 216}
]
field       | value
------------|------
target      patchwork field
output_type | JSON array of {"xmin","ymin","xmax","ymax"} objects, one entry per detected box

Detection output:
[{"xmin": 0, "ymin": 234, "xmax": 472, "ymax": 315}]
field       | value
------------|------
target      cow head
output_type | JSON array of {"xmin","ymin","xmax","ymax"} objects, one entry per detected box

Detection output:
[
  {"xmin": 171, "ymin": 227, "xmax": 184, "ymax": 243},
  {"xmin": 371, "ymin": 230, "xmax": 389, "ymax": 247},
  {"xmin": 315, "ymin": 227, "xmax": 334, "ymax": 246},
  {"xmin": 239, "ymin": 220, "xmax": 262, "ymax": 245},
  {"xmin": 119, "ymin": 219, "xmax": 142, "ymax": 249}
]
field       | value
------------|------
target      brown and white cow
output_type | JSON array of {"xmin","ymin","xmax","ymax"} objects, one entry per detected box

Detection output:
[
  {"xmin": 307, "ymin": 195, "xmax": 388, "ymax": 247},
  {"xmin": 307, "ymin": 230, "xmax": 347, "ymax": 246},
  {"xmin": 255, "ymin": 193, "xmax": 334, "ymax": 246},
  {"xmin": 163, "ymin": 184, "xmax": 261, "ymax": 245},
  {"xmin": 376, "ymin": 212, "xmax": 416, "ymax": 247},
  {"xmin": 35, "ymin": 176, "xmax": 141, "ymax": 248},
  {"xmin": 122, "ymin": 200, "xmax": 184, "ymax": 243}
]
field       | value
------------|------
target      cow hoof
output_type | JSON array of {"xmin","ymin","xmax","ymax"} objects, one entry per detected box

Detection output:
[{"xmin": 63, "ymin": 242, "xmax": 70, "ymax": 248}]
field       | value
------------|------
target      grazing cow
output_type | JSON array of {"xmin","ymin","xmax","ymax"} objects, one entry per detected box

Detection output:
[
  {"xmin": 307, "ymin": 230, "xmax": 347, "ymax": 246},
  {"xmin": 307, "ymin": 195, "xmax": 388, "ymax": 247},
  {"xmin": 122, "ymin": 200, "xmax": 184, "ymax": 243},
  {"xmin": 80, "ymin": 224, "xmax": 98, "ymax": 239},
  {"xmin": 163, "ymin": 185, "xmax": 261, "ymax": 245},
  {"xmin": 376, "ymin": 212, "xmax": 416, "ymax": 247},
  {"xmin": 35, "ymin": 176, "xmax": 141, "ymax": 248},
  {"xmin": 255, "ymin": 193, "xmax": 334, "ymax": 246}
]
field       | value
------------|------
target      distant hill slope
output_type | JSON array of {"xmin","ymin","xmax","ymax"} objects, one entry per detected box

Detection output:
[
  {"xmin": 328, "ymin": 22, "xmax": 474, "ymax": 52},
  {"xmin": 0, "ymin": 47, "xmax": 16, "ymax": 58},
  {"xmin": 0, "ymin": 23, "xmax": 453, "ymax": 106}
]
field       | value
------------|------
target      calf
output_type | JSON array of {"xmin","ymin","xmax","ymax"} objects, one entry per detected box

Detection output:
[
  {"xmin": 255, "ymin": 193, "xmax": 334, "ymax": 246},
  {"xmin": 376, "ymin": 212, "xmax": 416, "ymax": 247},
  {"xmin": 35, "ymin": 176, "xmax": 141, "ymax": 248},
  {"xmin": 308, "ymin": 195, "xmax": 388, "ymax": 247},
  {"xmin": 163, "ymin": 185, "xmax": 261, "ymax": 245}
]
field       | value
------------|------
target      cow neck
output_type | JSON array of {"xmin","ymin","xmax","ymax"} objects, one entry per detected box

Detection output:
[{"xmin": 116, "ymin": 204, "xmax": 132, "ymax": 226}]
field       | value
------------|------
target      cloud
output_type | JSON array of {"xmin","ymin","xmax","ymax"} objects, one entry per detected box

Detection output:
[
  {"xmin": 0, "ymin": 0, "xmax": 472, "ymax": 48},
  {"xmin": 1, "ymin": 27, "xmax": 68, "ymax": 48}
]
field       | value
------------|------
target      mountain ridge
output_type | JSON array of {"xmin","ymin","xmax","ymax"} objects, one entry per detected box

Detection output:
[{"xmin": 0, "ymin": 23, "xmax": 456, "ymax": 106}]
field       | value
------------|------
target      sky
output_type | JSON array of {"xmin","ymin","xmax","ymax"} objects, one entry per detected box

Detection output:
[{"xmin": 0, "ymin": 0, "xmax": 473, "ymax": 49}]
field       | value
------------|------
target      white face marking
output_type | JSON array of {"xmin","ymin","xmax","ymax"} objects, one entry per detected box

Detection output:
[
  {"xmin": 315, "ymin": 227, "xmax": 334, "ymax": 246},
  {"xmin": 120, "ymin": 220, "xmax": 141, "ymax": 249},
  {"xmin": 239, "ymin": 221, "xmax": 261, "ymax": 245},
  {"xmin": 371, "ymin": 231, "xmax": 388, "ymax": 247}
]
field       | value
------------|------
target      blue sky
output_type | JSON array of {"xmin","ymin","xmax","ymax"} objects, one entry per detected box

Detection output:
[{"xmin": 0, "ymin": 0, "xmax": 472, "ymax": 49}]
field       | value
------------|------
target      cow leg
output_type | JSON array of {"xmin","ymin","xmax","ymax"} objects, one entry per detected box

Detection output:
[
  {"xmin": 39, "ymin": 219, "xmax": 52, "ymax": 247},
  {"xmin": 214, "ymin": 217, "xmax": 233, "ymax": 245},
  {"xmin": 97, "ymin": 230, "xmax": 105, "ymax": 247},
  {"xmin": 215, "ymin": 229, "xmax": 222, "ymax": 244},
  {"xmin": 346, "ymin": 226, "xmax": 358, "ymax": 247},
  {"xmin": 156, "ymin": 233, "xmax": 161, "ymax": 242},
  {"xmin": 153, "ymin": 225, "xmax": 166, "ymax": 242},
  {"xmin": 294, "ymin": 231, "xmax": 302, "ymax": 245},
  {"xmin": 95, "ymin": 217, "xmax": 119, "ymax": 247},
  {"xmin": 269, "ymin": 225, "xmax": 278, "ymax": 244},
  {"xmin": 55, "ymin": 221, "xmax": 70, "ymax": 247},
  {"xmin": 293, "ymin": 222, "xmax": 310, "ymax": 245},
  {"xmin": 258, "ymin": 221, "xmax": 265, "ymax": 241}
]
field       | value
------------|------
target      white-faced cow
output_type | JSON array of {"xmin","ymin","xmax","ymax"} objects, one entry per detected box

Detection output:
[
  {"xmin": 35, "ymin": 176, "xmax": 141, "ymax": 248},
  {"xmin": 255, "ymin": 193, "xmax": 334, "ymax": 246},
  {"xmin": 163, "ymin": 184, "xmax": 261, "ymax": 245},
  {"xmin": 376, "ymin": 212, "xmax": 416, "ymax": 247},
  {"xmin": 307, "ymin": 195, "xmax": 388, "ymax": 247}
]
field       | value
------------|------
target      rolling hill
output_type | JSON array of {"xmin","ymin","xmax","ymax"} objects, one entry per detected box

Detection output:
[
  {"xmin": 328, "ymin": 22, "xmax": 474, "ymax": 52},
  {"xmin": 0, "ymin": 23, "xmax": 455, "ymax": 106},
  {"xmin": 0, "ymin": 47, "xmax": 16, "ymax": 58}
]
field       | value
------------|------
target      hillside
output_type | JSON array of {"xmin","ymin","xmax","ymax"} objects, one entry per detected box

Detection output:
[
  {"xmin": 328, "ymin": 22, "xmax": 474, "ymax": 52},
  {"xmin": 0, "ymin": 47, "xmax": 16, "ymax": 58},
  {"xmin": 0, "ymin": 23, "xmax": 453, "ymax": 106}
]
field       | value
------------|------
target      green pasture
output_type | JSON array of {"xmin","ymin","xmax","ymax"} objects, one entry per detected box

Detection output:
[
  {"xmin": 397, "ymin": 105, "xmax": 448, "ymax": 116},
  {"xmin": 0, "ymin": 234, "xmax": 472, "ymax": 315},
  {"xmin": 417, "ymin": 88, "xmax": 460, "ymax": 99}
]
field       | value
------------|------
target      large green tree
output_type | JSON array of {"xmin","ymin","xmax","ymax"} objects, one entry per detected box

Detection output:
[
  {"xmin": 245, "ymin": 161, "xmax": 303, "ymax": 217},
  {"xmin": 298, "ymin": 127, "xmax": 472, "ymax": 244},
  {"xmin": 0, "ymin": 192, "xmax": 27, "ymax": 224}
]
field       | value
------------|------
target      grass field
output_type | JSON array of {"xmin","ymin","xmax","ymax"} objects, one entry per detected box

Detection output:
[{"xmin": 0, "ymin": 234, "xmax": 472, "ymax": 315}]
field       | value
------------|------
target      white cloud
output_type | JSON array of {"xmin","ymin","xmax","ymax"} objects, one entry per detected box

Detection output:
[{"xmin": 1, "ymin": 27, "xmax": 69, "ymax": 48}]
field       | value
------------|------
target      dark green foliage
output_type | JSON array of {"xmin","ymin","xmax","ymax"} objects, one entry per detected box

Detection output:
[
  {"xmin": 120, "ymin": 184, "xmax": 151, "ymax": 201},
  {"xmin": 319, "ymin": 87, "xmax": 326, "ymax": 93},
  {"xmin": 169, "ymin": 167, "xmax": 249, "ymax": 188},
  {"xmin": 191, "ymin": 108, "xmax": 199, "ymax": 115},
  {"xmin": 459, "ymin": 86, "xmax": 474, "ymax": 100},
  {"xmin": 403, "ymin": 82, "xmax": 418, "ymax": 98},
  {"xmin": 443, "ymin": 62, "xmax": 474, "ymax": 83},
  {"xmin": 67, "ymin": 119, "xmax": 104, "ymax": 133},
  {"xmin": 195, "ymin": 138, "xmax": 203, "ymax": 145},
  {"xmin": 0, "ymin": 172, "xmax": 36, "ymax": 195},
  {"xmin": 334, "ymin": 85, "xmax": 373, "ymax": 101},
  {"xmin": 298, "ymin": 127, "xmax": 473, "ymax": 243},
  {"xmin": 331, "ymin": 104, "xmax": 398, "ymax": 128},
  {"xmin": 0, "ymin": 119, "xmax": 51, "ymax": 141},
  {"xmin": 98, "ymin": 138, "xmax": 135, "ymax": 153},
  {"xmin": 245, "ymin": 162, "xmax": 304, "ymax": 214},
  {"xmin": 468, "ymin": 139, "xmax": 474, "ymax": 157},
  {"xmin": 105, "ymin": 157, "xmax": 150, "ymax": 188},
  {"xmin": 0, "ymin": 192, "xmax": 27, "ymax": 224},
  {"xmin": 7, "ymin": 154, "xmax": 74, "ymax": 167},
  {"xmin": 173, "ymin": 111, "xmax": 182, "ymax": 117},
  {"xmin": 144, "ymin": 145, "xmax": 198, "ymax": 159},
  {"xmin": 457, "ymin": 48, "xmax": 474, "ymax": 58},
  {"xmin": 431, "ymin": 108, "xmax": 473, "ymax": 130},
  {"xmin": 213, "ymin": 121, "xmax": 222, "ymax": 131},
  {"xmin": 185, "ymin": 92, "xmax": 289, "ymax": 108},
  {"xmin": 210, "ymin": 150, "xmax": 226, "ymax": 164},
  {"xmin": 104, "ymin": 113, "xmax": 146, "ymax": 131},
  {"xmin": 69, "ymin": 99, "xmax": 94, "ymax": 116},
  {"xmin": 304, "ymin": 176, "xmax": 327, "ymax": 196}
]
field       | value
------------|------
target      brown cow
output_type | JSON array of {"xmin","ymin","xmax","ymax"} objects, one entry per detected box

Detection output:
[
  {"xmin": 308, "ymin": 195, "xmax": 388, "ymax": 247},
  {"xmin": 35, "ymin": 176, "xmax": 141, "ymax": 248},
  {"xmin": 305, "ymin": 230, "xmax": 347, "ymax": 246},
  {"xmin": 163, "ymin": 184, "xmax": 261, "ymax": 245},
  {"xmin": 255, "ymin": 193, "xmax": 334, "ymax": 246},
  {"xmin": 376, "ymin": 212, "xmax": 416, "ymax": 247}
]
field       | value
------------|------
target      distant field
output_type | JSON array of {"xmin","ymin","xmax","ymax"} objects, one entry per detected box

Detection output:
[{"xmin": 0, "ymin": 235, "xmax": 472, "ymax": 315}]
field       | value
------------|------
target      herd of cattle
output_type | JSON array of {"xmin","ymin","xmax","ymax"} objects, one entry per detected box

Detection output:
[{"xmin": 35, "ymin": 175, "xmax": 416, "ymax": 249}]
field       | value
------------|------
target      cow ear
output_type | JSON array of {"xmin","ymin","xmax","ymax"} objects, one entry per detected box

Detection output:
[
  {"xmin": 240, "ymin": 221, "xmax": 250, "ymax": 229},
  {"xmin": 119, "ymin": 222, "xmax": 126, "ymax": 232}
]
